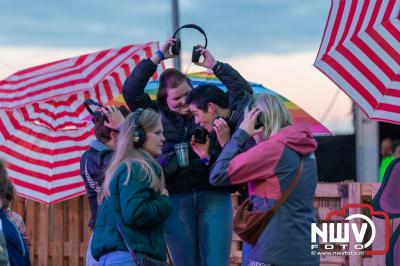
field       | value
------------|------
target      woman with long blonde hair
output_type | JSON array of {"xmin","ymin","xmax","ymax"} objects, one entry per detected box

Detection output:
[{"xmin": 91, "ymin": 108, "xmax": 172, "ymax": 266}]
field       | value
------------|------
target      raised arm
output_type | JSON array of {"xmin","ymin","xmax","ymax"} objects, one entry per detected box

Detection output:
[
  {"xmin": 122, "ymin": 38, "xmax": 177, "ymax": 111},
  {"xmin": 194, "ymin": 47, "xmax": 253, "ymax": 103}
]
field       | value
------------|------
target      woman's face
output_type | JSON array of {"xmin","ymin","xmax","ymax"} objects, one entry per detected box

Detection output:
[
  {"xmin": 165, "ymin": 81, "xmax": 191, "ymax": 115},
  {"xmin": 142, "ymin": 121, "xmax": 165, "ymax": 157}
]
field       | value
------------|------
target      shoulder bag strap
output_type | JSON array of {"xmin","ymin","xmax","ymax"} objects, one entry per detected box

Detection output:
[{"xmin": 270, "ymin": 157, "xmax": 304, "ymax": 214}]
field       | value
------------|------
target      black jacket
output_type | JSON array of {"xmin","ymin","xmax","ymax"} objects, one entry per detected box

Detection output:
[
  {"xmin": 122, "ymin": 59, "xmax": 253, "ymax": 194},
  {"xmin": 80, "ymin": 140, "xmax": 113, "ymax": 228}
]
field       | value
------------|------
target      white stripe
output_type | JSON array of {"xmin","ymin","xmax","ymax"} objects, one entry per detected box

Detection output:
[
  {"xmin": 375, "ymin": 0, "xmax": 389, "ymax": 24},
  {"xmin": 390, "ymin": 81, "xmax": 400, "ymax": 90},
  {"xmin": 374, "ymin": 23, "xmax": 400, "ymax": 57},
  {"xmin": 315, "ymin": 60, "xmax": 374, "ymax": 115},
  {"xmin": 379, "ymin": 94, "xmax": 400, "ymax": 105},
  {"xmin": 391, "ymin": 0, "xmax": 400, "ymax": 17},
  {"xmin": 0, "ymin": 44, "xmax": 155, "ymax": 108},
  {"xmin": 316, "ymin": 0, "xmax": 341, "ymax": 60},
  {"xmin": 332, "ymin": 0, "xmax": 353, "ymax": 49},
  {"xmin": 371, "ymin": 109, "xmax": 400, "ymax": 122},
  {"xmin": 360, "ymin": 0, "xmax": 376, "ymax": 33},
  {"xmin": 344, "ymin": 0, "xmax": 365, "ymax": 43},
  {"xmin": 14, "ymin": 184, "xmax": 86, "ymax": 204},
  {"xmin": 344, "ymin": 41, "xmax": 392, "ymax": 83},
  {"xmin": 0, "ymin": 137, "xmax": 88, "ymax": 162},
  {"xmin": 4, "ymin": 156, "xmax": 81, "ymax": 177},
  {"xmin": 360, "ymin": 31, "xmax": 399, "ymax": 71},
  {"xmin": 330, "ymin": 50, "xmax": 383, "ymax": 99}
]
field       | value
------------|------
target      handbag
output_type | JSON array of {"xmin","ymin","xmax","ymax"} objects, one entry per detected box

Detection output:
[
  {"xmin": 233, "ymin": 157, "xmax": 304, "ymax": 245},
  {"xmin": 107, "ymin": 199, "xmax": 173, "ymax": 266}
]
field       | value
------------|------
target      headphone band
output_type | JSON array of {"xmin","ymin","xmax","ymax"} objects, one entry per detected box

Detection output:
[
  {"xmin": 134, "ymin": 108, "xmax": 145, "ymax": 128},
  {"xmin": 173, "ymin": 24, "xmax": 208, "ymax": 48}
]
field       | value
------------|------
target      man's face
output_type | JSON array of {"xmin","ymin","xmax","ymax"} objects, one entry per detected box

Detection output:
[
  {"xmin": 189, "ymin": 104, "xmax": 216, "ymax": 132},
  {"xmin": 394, "ymin": 146, "xmax": 400, "ymax": 158},
  {"xmin": 165, "ymin": 82, "xmax": 191, "ymax": 115}
]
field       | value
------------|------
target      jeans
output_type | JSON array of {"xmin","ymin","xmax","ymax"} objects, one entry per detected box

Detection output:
[
  {"xmin": 164, "ymin": 190, "xmax": 233, "ymax": 266},
  {"xmin": 86, "ymin": 233, "xmax": 99, "ymax": 266},
  {"xmin": 98, "ymin": 251, "xmax": 135, "ymax": 266}
]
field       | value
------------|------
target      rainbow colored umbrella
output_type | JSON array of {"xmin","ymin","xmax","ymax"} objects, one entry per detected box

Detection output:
[{"xmin": 106, "ymin": 71, "xmax": 331, "ymax": 135}]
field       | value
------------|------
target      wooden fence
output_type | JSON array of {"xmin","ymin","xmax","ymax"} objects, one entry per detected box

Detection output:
[{"xmin": 11, "ymin": 183, "xmax": 399, "ymax": 266}]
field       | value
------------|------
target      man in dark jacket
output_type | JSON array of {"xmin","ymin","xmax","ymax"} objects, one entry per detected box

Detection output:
[{"xmin": 122, "ymin": 38, "xmax": 252, "ymax": 266}]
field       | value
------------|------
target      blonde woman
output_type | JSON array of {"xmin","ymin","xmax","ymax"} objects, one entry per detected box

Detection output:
[
  {"xmin": 91, "ymin": 109, "xmax": 172, "ymax": 266},
  {"xmin": 210, "ymin": 94, "xmax": 320, "ymax": 266}
]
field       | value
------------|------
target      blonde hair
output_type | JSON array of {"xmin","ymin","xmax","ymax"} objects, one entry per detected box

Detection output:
[
  {"xmin": 98, "ymin": 109, "xmax": 165, "ymax": 203},
  {"xmin": 254, "ymin": 94, "xmax": 292, "ymax": 138}
]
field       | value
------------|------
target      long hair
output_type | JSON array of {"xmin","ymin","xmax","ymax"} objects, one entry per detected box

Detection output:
[
  {"xmin": 98, "ymin": 109, "xmax": 165, "ymax": 203},
  {"xmin": 254, "ymin": 94, "xmax": 292, "ymax": 139}
]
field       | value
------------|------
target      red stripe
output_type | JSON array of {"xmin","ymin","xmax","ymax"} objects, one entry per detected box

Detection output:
[
  {"xmin": 19, "ymin": 107, "xmax": 87, "ymax": 131},
  {"xmin": 351, "ymin": 35, "xmax": 395, "ymax": 78},
  {"xmin": 1, "ymin": 113, "xmax": 93, "ymax": 142},
  {"xmin": 11, "ymin": 175, "xmax": 84, "ymax": 194},
  {"xmin": 0, "ymin": 45, "xmax": 130, "ymax": 95},
  {"xmin": 15, "ymin": 189, "xmax": 86, "ymax": 205},
  {"xmin": 323, "ymin": 54, "xmax": 378, "ymax": 108},
  {"xmin": 325, "ymin": 0, "xmax": 346, "ymax": 53},
  {"xmin": 0, "ymin": 145, "xmax": 81, "ymax": 168},
  {"xmin": 8, "ymin": 163, "xmax": 79, "ymax": 182},
  {"xmin": 376, "ymin": 103, "xmax": 400, "ymax": 113},
  {"xmin": 103, "ymin": 79, "xmax": 114, "ymax": 102},
  {"xmin": 111, "ymin": 72, "xmax": 123, "ymax": 91},
  {"xmin": 337, "ymin": 43, "xmax": 387, "ymax": 94}
]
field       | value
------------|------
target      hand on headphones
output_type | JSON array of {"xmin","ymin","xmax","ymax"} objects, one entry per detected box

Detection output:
[
  {"xmin": 239, "ymin": 107, "xmax": 264, "ymax": 136},
  {"xmin": 101, "ymin": 106, "xmax": 125, "ymax": 130},
  {"xmin": 193, "ymin": 47, "xmax": 217, "ymax": 69},
  {"xmin": 161, "ymin": 38, "xmax": 179, "ymax": 59},
  {"xmin": 190, "ymin": 135, "xmax": 210, "ymax": 160},
  {"xmin": 151, "ymin": 38, "xmax": 178, "ymax": 64},
  {"xmin": 213, "ymin": 118, "xmax": 230, "ymax": 147}
]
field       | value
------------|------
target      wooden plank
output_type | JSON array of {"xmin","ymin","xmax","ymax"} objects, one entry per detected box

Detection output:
[
  {"xmin": 68, "ymin": 198, "xmax": 80, "ymax": 266},
  {"xmin": 25, "ymin": 199, "xmax": 36, "ymax": 264},
  {"xmin": 38, "ymin": 204, "xmax": 49, "ymax": 266},
  {"xmin": 52, "ymin": 202, "xmax": 63, "ymax": 265},
  {"xmin": 348, "ymin": 183, "xmax": 362, "ymax": 266},
  {"xmin": 315, "ymin": 184, "xmax": 341, "ymax": 198}
]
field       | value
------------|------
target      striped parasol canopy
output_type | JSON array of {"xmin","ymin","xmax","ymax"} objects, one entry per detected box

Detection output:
[
  {"xmin": 314, "ymin": 0, "xmax": 400, "ymax": 124},
  {"xmin": 108, "ymin": 71, "xmax": 331, "ymax": 135},
  {"xmin": 0, "ymin": 42, "xmax": 164, "ymax": 204}
]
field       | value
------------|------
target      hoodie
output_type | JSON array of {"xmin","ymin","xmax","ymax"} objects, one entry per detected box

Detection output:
[{"xmin": 210, "ymin": 123, "xmax": 320, "ymax": 266}]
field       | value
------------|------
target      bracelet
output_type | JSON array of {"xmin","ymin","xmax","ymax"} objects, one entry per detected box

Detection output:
[
  {"xmin": 155, "ymin": 50, "xmax": 165, "ymax": 61},
  {"xmin": 201, "ymin": 155, "xmax": 211, "ymax": 165}
]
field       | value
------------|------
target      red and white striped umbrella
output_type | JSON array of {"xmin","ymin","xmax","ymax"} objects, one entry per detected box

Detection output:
[
  {"xmin": 315, "ymin": 0, "xmax": 400, "ymax": 124},
  {"xmin": 0, "ymin": 42, "xmax": 164, "ymax": 204}
]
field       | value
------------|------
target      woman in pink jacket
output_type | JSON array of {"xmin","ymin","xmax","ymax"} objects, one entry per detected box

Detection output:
[{"xmin": 210, "ymin": 94, "xmax": 320, "ymax": 266}]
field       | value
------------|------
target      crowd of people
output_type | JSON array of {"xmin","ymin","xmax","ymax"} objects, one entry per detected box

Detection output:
[
  {"xmin": 80, "ymin": 38, "xmax": 320, "ymax": 266},
  {"xmin": 0, "ymin": 38, "xmax": 320, "ymax": 266}
]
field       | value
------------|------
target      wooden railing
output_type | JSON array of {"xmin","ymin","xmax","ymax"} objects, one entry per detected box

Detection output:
[{"xmin": 11, "ymin": 183, "xmax": 399, "ymax": 266}]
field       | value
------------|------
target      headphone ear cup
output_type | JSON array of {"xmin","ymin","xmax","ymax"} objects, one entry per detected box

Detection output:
[
  {"xmin": 171, "ymin": 38, "xmax": 181, "ymax": 55},
  {"xmin": 191, "ymin": 45, "xmax": 202, "ymax": 63},
  {"xmin": 133, "ymin": 127, "xmax": 146, "ymax": 148}
]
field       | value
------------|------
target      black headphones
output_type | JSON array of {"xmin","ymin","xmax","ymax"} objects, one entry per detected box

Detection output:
[
  {"xmin": 171, "ymin": 24, "xmax": 208, "ymax": 63},
  {"xmin": 84, "ymin": 99, "xmax": 108, "ymax": 123},
  {"xmin": 132, "ymin": 108, "xmax": 146, "ymax": 147},
  {"xmin": 247, "ymin": 98, "xmax": 264, "ymax": 130}
]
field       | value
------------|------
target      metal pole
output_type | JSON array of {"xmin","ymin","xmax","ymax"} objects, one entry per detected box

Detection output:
[{"xmin": 172, "ymin": 0, "xmax": 181, "ymax": 70}]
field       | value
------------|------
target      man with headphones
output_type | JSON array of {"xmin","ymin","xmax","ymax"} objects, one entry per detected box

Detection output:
[{"xmin": 122, "ymin": 29, "xmax": 252, "ymax": 266}]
